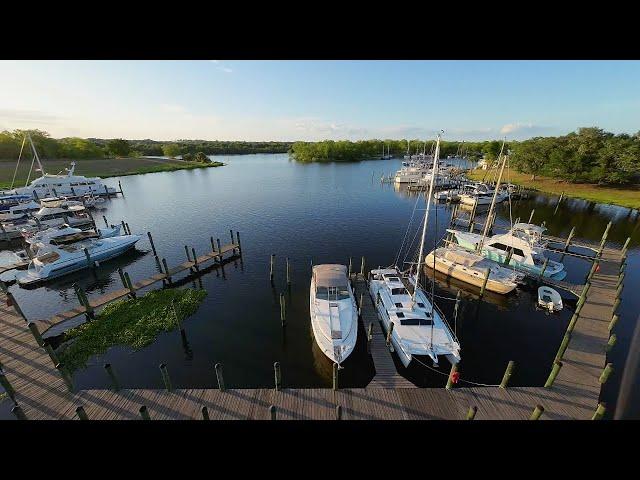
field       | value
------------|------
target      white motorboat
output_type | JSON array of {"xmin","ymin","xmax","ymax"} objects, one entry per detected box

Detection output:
[
  {"xmin": 23, "ymin": 224, "xmax": 122, "ymax": 256},
  {"xmin": 434, "ymin": 189, "xmax": 460, "ymax": 202},
  {"xmin": 538, "ymin": 286, "xmax": 563, "ymax": 312},
  {"xmin": 369, "ymin": 133, "xmax": 461, "ymax": 368},
  {"xmin": 0, "ymin": 134, "xmax": 117, "ymax": 200},
  {"xmin": 309, "ymin": 264, "xmax": 358, "ymax": 365},
  {"xmin": 459, "ymin": 183, "xmax": 505, "ymax": 206},
  {"xmin": 4, "ymin": 204, "xmax": 92, "ymax": 233},
  {"xmin": 16, "ymin": 234, "xmax": 142, "ymax": 285},
  {"xmin": 40, "ymin": 197, "xmax": 83, "ymax": 208}
]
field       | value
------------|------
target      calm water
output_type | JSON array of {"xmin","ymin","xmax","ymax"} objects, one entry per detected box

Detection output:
[{"xmin": 2, "ymin": 154, "xmax": 638, "ymax": 419}]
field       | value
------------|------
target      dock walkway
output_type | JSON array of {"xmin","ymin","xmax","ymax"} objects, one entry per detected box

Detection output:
[{"xmin": 0, "ymin": 241, "xmax": 623, "ymax": 420}]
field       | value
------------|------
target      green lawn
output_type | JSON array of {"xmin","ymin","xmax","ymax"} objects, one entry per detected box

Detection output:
[
  {"xmin": 467, "ymin": 169, "xmax": 640, "ymax": 209},
  {"xmin": 0, "ymin": 157, "xmax": 224, "ymax": 189}
]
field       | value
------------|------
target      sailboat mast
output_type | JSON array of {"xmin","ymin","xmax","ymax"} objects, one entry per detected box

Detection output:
[
  {"xmin": 27, "ymin": 134, "xmax": 46, "ymax": 176},
  {"xmin": 477, "ymin": 140, "xmax": 507, "ymax": 253},
  {"xmin": 413, "ymin": 132, "xmax": 442, "ymax": 302}
]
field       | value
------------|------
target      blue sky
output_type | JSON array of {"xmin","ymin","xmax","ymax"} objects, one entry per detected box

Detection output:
[{"xmin": 0, "ymin": 60, "xmax": 638, "ymax": 141}]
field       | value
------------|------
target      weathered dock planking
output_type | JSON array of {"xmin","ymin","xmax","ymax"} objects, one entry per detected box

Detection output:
[{"xmin": 0, "ymin": 237, "xmax": 624, "ymax": 420}]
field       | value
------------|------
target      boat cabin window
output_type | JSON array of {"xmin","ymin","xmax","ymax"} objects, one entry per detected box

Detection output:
[
  {"xmin": 396, "ymin": 312, "xmax": 405, "ymax": 318},
  {"xmin": 491, "ymin": 243, "xmax": 509, "ymax": 251},
  {"xmin": 417, "ymin": 302, "xmax": 426, "ymax": 308},
  {"xmin": 394, "ymin": 302, "xmax": 403, "ymax": 308},
  {"xmin": 400, "ymin": 318, "xmax": 433, "ymax": 326},
  {"xmin": 391, "ymin": 287, "xmax": 408, "ymax": 296},
  {"xmin": 316, "ymin": 285, "xmax": 350, "ymax": 300},
  {"xmin": 512, "ymin": 248, "xmax": 525, "ymax": 258}
]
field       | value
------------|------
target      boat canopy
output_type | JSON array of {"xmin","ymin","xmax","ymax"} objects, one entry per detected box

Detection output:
[
  {"xmin": 512, "ymin": 223, "xmax": 546, "ymax": 235},
  {"xmin": 440, "ymin": 248, "xmax": 483, "ymax": 267},
  {"xmin": 313, "ymin": 264, "xmax": 348, "ymax": 287}
]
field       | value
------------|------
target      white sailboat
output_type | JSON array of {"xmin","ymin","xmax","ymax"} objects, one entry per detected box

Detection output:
[
  {"xmin": 310, "ymin": 264, "xmax": 358, "ymax": 366},
  {"xmin": 369, "ymin": 132, "xmax": 461, "ymax": 368}
]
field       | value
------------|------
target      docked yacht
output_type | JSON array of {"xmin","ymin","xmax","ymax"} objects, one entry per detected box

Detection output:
[
  {"xmin": 4, "ymin": 204, "xmax": 92, "ymax": 233},
  {"xmin": 369, "ymin": 133, "xmax": 461, "ymax": 368},
  {"xmin": 0, "ymin": 200, "xmax": 41, "ymax": 222},
  {"xmin": 448, "ymin": 227, "xmax": 566, "ymax": 280},
  {"xmin": 23, "ymin": 224, "xmax": 122, "ymax": 256},
  {"xmin": 16, "ymin": 233, "xmax": 142, "ymax": 285},
  {"xmin": 394, "ymin": 163, "xmax": 430, "ymax": 184},
  {"xmin": 425, "ymin": 247, "xmax": 523, "ymax": 294},
  {"xmin": 309, "ymin": 264, "xmax": 358, "ymax": 365},
  {"xmin": 459, "ymin": 183, "xmax": 505, "ymax": 206},
  {"xmin": 0, "ymin": 135, "xmax": 116, "ymax": 199}
]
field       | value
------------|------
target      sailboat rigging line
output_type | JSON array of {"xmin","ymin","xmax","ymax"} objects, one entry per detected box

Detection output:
[
  {"xmin": 410, "ymin": 355, "xmax": 500, "ymax": 387},
  {"xmin": 24, "ymin": 154, "xmax": 36, "ymax": 187},
  {"xmin": 395, "ymin": 184, "xmax": 423, "ymax": 268},
  {"xmin": 10, "ymin": 136, "xmax": 27, "ymax": 190}
]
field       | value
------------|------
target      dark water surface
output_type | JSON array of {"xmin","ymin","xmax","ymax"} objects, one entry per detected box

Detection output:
[{"xmin": 3, "ymin": 154, "xmax": 639, "ymax": 419}]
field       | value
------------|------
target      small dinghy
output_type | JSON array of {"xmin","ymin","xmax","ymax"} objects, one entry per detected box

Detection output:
[{"xmin": 538, "ymin": 286, "xmax": 563, "ymax": 313}]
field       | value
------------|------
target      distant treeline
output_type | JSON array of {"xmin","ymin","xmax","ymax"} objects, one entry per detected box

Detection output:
[
  {"xmin": 509, "ymin": 128, "xmax": 640, "ymax": 185},
  {"xmin": 0, "ymin": 129, "xmax": 293, "ymax": 160},
  {"xmin": 289, "ymin": 139, "xmax": 500, "ymax": 163}
]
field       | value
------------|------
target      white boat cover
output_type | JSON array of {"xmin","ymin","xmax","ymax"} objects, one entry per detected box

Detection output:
[{"xmin": 313, "ymin": 264, "xmax": 348, "ymax": 287}]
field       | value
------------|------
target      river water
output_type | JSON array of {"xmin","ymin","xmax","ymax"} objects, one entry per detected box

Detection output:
[{"xmin": 2, "ymin": 153, "xmax": 638, "ymax": 419}]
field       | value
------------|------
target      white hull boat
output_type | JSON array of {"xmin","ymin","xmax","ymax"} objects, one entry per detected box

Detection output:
[
  {"xmin": 538, "ymin": 286, "xmax": 563, "ymax": 312},
  {"xmin": 0, "ymin": 200, "xmax": 41, "ymax": 221},
  {"xmin": 310, "ymin": 264, "xmax": 358, "ymax": 365},
  {"xmin": 16, "ymin": 234, "xmax": 142, "ymax": 285}
]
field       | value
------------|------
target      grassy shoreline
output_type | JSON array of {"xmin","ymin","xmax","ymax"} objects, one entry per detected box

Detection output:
[
  {"xmin": 0, "ymin": 157, "xmax": 224, "ymax": 190},
  {"xmin": 466, "ymin": 169, "xmax": 640, "ymax": 209}
]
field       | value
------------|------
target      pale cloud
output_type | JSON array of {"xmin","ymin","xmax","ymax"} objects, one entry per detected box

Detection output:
[
  {"xmin": 0, "ymin": 108, "xmax": 61, "ymax": 128},
  {"xmin": 209, "ymin": 60, "xmax": 232, "ymax": 73},
  {"xmin": 159, "ymin": 104, "xmax": 188, "ymax": 114},
  {"xmin": 499, "ymin": 122, "xmax": 558, "ymax": 137}
]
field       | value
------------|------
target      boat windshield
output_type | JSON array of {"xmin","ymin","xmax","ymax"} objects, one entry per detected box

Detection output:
[{"xmin": 316, "ymin": 285, "xmax": 350, "ymax": 300}]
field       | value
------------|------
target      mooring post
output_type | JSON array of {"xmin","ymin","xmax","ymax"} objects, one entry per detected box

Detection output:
[
  {"xmin": 529, "ymin": 405, "xmax": 544, "ymax": 420},
  {"xmin": 609, "ymin": 314, "xmax": 619, "ymax": 332},
  {"xmin": 118, "ymin": 180, "xmax": 123, "ymax": 196},
  {"xmin": 621, "ymin": 236, "xmax": 631, "ymax": 257},
  {"xmin": 0, "ymin": 361, "xmax": 16, "ymax": 401},
  {"xmin": 236, "ymin": 231, "xmax": 242, "ymax": 255},
  {"xmin": 11, "ymin": 404, "xmax": 27, "ymax": 420},
  {"xmin": 554, "ymin": 332, "xmax": 572, "ymax": 363},
  {"xmin": 139, "ymin": 405, "xmax": 151, "ymax": 420},
  {"xmin": 466, "ymin": 406, "xmax": 477, "ymax": 420},
  {"xmin": 76, "ymin": 406, "xmax": 89, "ymax": 421},
  {"xmin": 566, "ymin": 312, "xmax": 579, "ymax": 334},
  {"xmin": 445, "ymin": 363, "xmax": 459, "ymax": 390},
  {"xmin": 553, "ymin": 191, "xmax": 564, "ymax": 216},
  {"xmin": 499, "ymin": 361, "xmax": 515, "ymax": 389},
  {"xmin": 269, "ymin": 405, "xmax": 277, "ymax": 420},
  {"xmin": 162, "ymin": 258, "xmax": 172, "ymax": 284},
  {"xmin": 270, "ymin": 254, "xmax": 275, "ymax": 282},
  {"xmin": 280, "ymin": 293, "xmax": 286, "ymax": 326},
  {"xmin": 528, "ymin": 209, "xmax": 535, "ymax": 224},
  {"xmin": 124, "ymin": 272, "xmax": 136, "ymax": 299},
  {"xmin": 185, "ymin": 245, "xmax": 192, "ymax": 262},
  {"xmin": 386, "ymin": 321, "xmax": 395, "ymax": 347},
  {"xmin": 360, "ymin": 256, "xmax": 366, "ymax": 276},
  {"xmin": 599, "ymin": 363, "xmax": 613, "ymax": 384},
  {"xmin": 103, "ymin": 215, "xmax": 109, "ymax": 228},
  {"xmin": 286, "ymin": 257, "xmax": 291, "ymax": 286},
  {"xmin": 479, "ymin": 268, "xmax": 490, "ymax": 297},
  {"xmin": 616, "ymin": 272, "xmax": 625, "ymax": 289},
  {"xmin": 538, "ymin": 258, "xmax": 549, "ymax": 280},
  {"xmin": 121, "ymin": 220, "xmax": 127, "ymax": 234},
  {"xmin": 215, "ymin": 363, "xmax": 226, "ymax": 391},
  {"xmin": 104, "ymin": 363, "xmax": 120, "ymax": 392},
  {"xmin": 147, "ymin": 232, "xmax": 157, "ymax": 257},
  {"xmin": 587, "ymin": 259, "xmax": 599, "ymax": 281},
  {"xmin": 210, "ymin": 236, "xmax": 216, "ymax": 253},
  {"xmin": 591, "ymin": 403, "xmax": 606, "ymax": 420},
  {"xmin": 358, "ymin": 292, "xmax": 363, "ymax": 318},
  {"xmin": 201, "ymin": 406, "xmax": 210, "ymax": 420},
  {"xmin": 332, "ymin": 362, "xmax": 339, "ymax": 391},
  {"xmin": 27, "ymin": 322, "xmax": 44, "ymax": 347},
  {"xmin": 336, "ymin": 405, "xmax": 342, "ymax": 420},
  {"xmin": 367, "ymin": 322, "xmax": 373, "ymax": 354},
  {"xmin": 612, "ymin": 298, "xmax": 621, "ymax": 316},
  {"xmin": 159, "ymin": 363, "xmax": 173, "ymax": 392},
  {"xmin": 544, "ymin": 361, "xmax": 563, "ymax": 388},
  {"xmin": 56, "ymin": 363, "xmax": 74, "ymax": 393},
  {"xmin": 192, "ymin": 247, "xmax": 199, "ymax": 271},
  {"xmin": 606, "ymin": 334, "xmax": 617, "ymax": 352},
  {"xmin": 73, "ymin": 283, "xmax": 94, "ymax": 319},
  {"xmin": 563, "ymin": 226, "xmax": 576, "ymax": 252},
  {"xmin": 83, "ymin": 247, "xmax": 95, "ymax": 269},
  {"xmin": 597, "ymin": 221, "xmax": 613, "ymax": 257},
  {"xmin": 44, "ymin": 344, "xmax": 60, "ymax": 368},
  {"xmin": 348, "ymin": 257, "xmax": 352, "ymax": 277},
  {"xmin": 274, "ymin": 362, "xmax": 281, "ymax": 391}
]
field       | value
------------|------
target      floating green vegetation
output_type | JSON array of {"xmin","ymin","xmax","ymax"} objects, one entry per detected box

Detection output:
[{"xmin": 58, "ymin": 288, "xmax": 207, "ymax": 372}]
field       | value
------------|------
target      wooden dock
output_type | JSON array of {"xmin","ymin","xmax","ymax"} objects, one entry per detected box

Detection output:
[
  {"xmin": 352, "ymin": 274, "xmax": 415, "ymax": 388},
  {"xmin": 0, "ymin": 239, "xmax": 624, "ymax": 420}
]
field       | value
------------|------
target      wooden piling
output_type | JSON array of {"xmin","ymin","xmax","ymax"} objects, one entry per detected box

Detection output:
[
  {"xmin": 124, "ymin": 272, "xmax": 136, "ymax": 299},
  {"xmin": 104, "ymin": 363, "xmax": 120, "ymax": 392},
  {"xmin": 83, "ymin": 248, "xmax": 94, "ymax": 269},
  {"xmin": 0, "ymin": 362, "xmax": 16, "ymax": 401},
  {"xmin": 336, "ymin": 405, "xmax": 342, "ymax": 420},
  {"xmin": 479, "ymin": 268, "xmax": 490, "ymax": 297},
  {"xmin": 386, "ymin": 321, "xmax": 394, "ymax": 347},
  {"xmin": 27, "ymin": 322, "xmax": 44, "ymax": 346},
  {"xmin": 210, "ymin": 236, "xmax": 216, "ymax": 253},
  {"xmin": 466, "ymin": 406, "xmax": 477, "ymax": 420},
  {"xmin": 597, "ymin": 221, "xmax": 613, "ymax": 257},
  {"xmin": 118, "ymin": 180, "xmax": 123, "ymax": 196},
  {"xmin": 554, "ymin": 333, "xmax": 572, "ymax": 363},
  {"xmin": 348, "ymin": 257, "xmax": 352, "ymax": 277},
  {"xmin": 621, "ymin": 236, "xmax": 631, "ymax": 256},
  {"xmin": 103, "ymin": 215, "xmax": 109, "ymax": 228},
  {"xmin": 608, "ymin": 314, "xmax": 619, "ymax": 332},
  {"xmin": 269, "ymin": 405, "xmax": 277, "ymax": 420},
  {"xmin": 185, "ymin": 245, "xmax": 192, "ymax": 262},
  {"xmin": 215, "ymin": 363, "xmax": 226, "ymax": 391},
  {"xmin": 159, "ymin": 363, "xmax": 173, "ymax": 392},
  {"xmin": 192, "ymin": 247, "xmax": 199, "ymax": 271},
  {"xmin": 499, "ymin": 361, "xmax": 515, "ymax": 389},
  {"xmin": 76, "ymin": 406, "xmax": 89, "ymax": 420},
  {"xmin": 367, "ymin": 322, "xmax": 373, "ymax": 354},
  {"xmin": 286, "ymin": 257, "xmax": 291, "ymax": 285},
  {"xmin": 147, "ymin": 232, "xmax": 157, "ymax": 257},
  {"xmin": 529, "ymin": 405, "xmax": 544, "ymax": 420},
  {"xmin": 56, "ymin": 363, "xmax": 74, "ymax": 393},
  {"xmin": 332, "ymin": 362, "xmax": 339, "ymax": 391},
  {"xmin": 553, "ymin": 191, "xmax": 564, "ymax": 215},
  {"xmin": 544, "ymin": 361, "xmax": 563, "ymax": 388},
  {"xmin": 591, "ymin": 403, "xmax": 606, "ymax": 420},
  {"xmin": 270, "ymin": 254, "xmax": 275, "ymax": 282},
  {"xmin": 162, "ymin": 258, "xmax": 172, "ymax": 284},
  {"xmin": 360, "ymin": 256, "xmax": 366, "ymax": 276},
  {"xmin": 201, "ymin": 406, "xmax": 210, "ymax": 420},
  {"xmin": 599, "ymin": 363, "xmax": 613, "ymax": 384},
  {"xmin": 139, "ymin": 405, "xmax": 151, "ymax": 420},
  {"xmin": 11, "ymin": 404, "xmax": 27, "ymax": 420},
  {"xmin": 274, "ymin": 362, "xmax": 281, "ymax": 391},
  {"xmin": 606, "ymin": 334, "xmax": 617, "ymax": 352},
  {"xmin": 528, "ymin": 209, "xmax": 535, "ymax": 224},
  {"xmin": 280, "ymin": 293, "xmax": 286, "ymax": 326}
]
